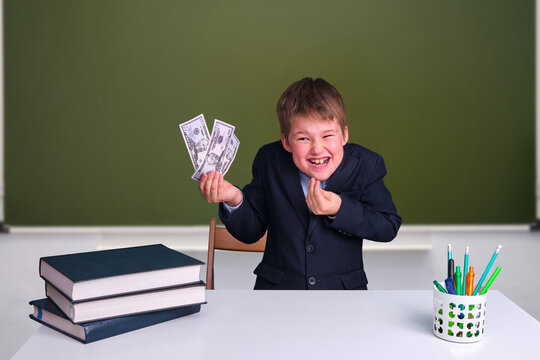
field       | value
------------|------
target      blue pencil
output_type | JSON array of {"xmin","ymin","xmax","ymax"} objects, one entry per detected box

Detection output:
[{"xmin": 473, "ymin": 245, "xmax": 502, "ymax": 296}]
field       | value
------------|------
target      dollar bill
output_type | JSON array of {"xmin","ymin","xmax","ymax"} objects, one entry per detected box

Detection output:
[
  {"xmin": 220, "ymin": 134, "xmax": 240, "ymax": 176},
  {"xmin": 191, "ymin": 119, "xmax": 235, "ymax": 180},
  {"xmin": 179, "ymin": 114, "xmax": 211, "ymax": 170}
]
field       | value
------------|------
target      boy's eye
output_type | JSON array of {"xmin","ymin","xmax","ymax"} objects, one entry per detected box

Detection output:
[
  {"xmin": 298, "ymin": 137, "xmax": 309, "ymax": 141},
  {"xmin": 323, "ymin": 135, "xmax": 334, "ymax": 138}
]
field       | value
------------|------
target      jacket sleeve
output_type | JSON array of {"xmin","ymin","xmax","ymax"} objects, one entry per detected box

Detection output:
[
  {"xmin": 327, "ymin": 155, "xmax": 401, "ymax": 242},
  {"xmin": 218, "ymin": 148, "xmax": 268, "ymax": 244}
]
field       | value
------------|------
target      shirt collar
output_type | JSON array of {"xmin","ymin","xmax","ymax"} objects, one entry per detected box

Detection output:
[{"xmin": 298, "ymin": 170, "xmax": 327, "ymax": 197}]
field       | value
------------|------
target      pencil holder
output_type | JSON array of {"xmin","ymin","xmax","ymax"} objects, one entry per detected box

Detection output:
[{"xmin": 432, "ymin": 283, "xmax": 488, "ymax": 343}]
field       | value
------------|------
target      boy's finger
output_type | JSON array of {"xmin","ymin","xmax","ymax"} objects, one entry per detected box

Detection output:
[
  {"xmin": 217, "ymin": 172, "xmax": 223, "ymax": 190},
  {"xmin": 214, "ymin": 173, "xmax": 223, "ymax": 202},
  {"xmin": 306, "ymin": 182, "xmax": 314, "ymax": 209},
  {"xmin": 309, "ymin": 178, "xmax": 318, "ymax": 197},
  {"xmin": 211, "ymin": 172, "xmax": 221, "ymax": 202},
  {"xmin": 198, "ymin": 173, "xmax": 207, "ymax": 193},
  {"xmin": 312, "ymin": 185, "xmax": 324, "ymax": 212},
  {"xmin": 204, "ymin": 171, "xmax": 215, "ymax": 199},
  {"xmin": 307, "ymin": 197, "xmax": 317, "ymax": 214},
  {"xmin": 200, "ymin": 174, "xmax": 208, "ymax": 199},
  {"xmin": 310, "ymin": 180, "xmax": 322, "ymax": 205},
  {"xmin": 310, "ymin": 179, "xmax": 320, "ymax": 200},
  {"xmin": 210, "ymin": 173, "xmax": 218, "ymax": 202},
  {"xmin": 314, "ymin": 181, "xmax": 326, "ymax": 202},
  {"xmin": 319, "ymin": 185, "xmax": 332, "ymax": 199}
]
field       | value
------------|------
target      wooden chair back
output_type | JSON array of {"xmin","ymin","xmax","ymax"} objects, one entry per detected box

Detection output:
[{"xmin": 206, "ymin": 217, "xmax": 267, "ymax": 289}]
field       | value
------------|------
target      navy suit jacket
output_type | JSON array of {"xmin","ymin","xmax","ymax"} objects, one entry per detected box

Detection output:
[{"xmin": 219, "ymin": 141, "xmax": 402, "ymax": 290}]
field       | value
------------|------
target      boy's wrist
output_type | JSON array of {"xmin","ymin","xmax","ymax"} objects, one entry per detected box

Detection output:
[
  {"xmin": 329, "ymin": 193, "xmax": 342, "ymax": 216},
  {"xmin": 225, "ymin": 189, "xmax": 243, "ymax": 208}
]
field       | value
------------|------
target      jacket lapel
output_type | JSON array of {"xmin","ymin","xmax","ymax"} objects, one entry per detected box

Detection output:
[
  {"xmin": 275, "ymin": 146, "xmax": 310, "ymax": 230},
  {"xmin": 324, "ymin": 145, "xmax": 359, "ymax": 194}
]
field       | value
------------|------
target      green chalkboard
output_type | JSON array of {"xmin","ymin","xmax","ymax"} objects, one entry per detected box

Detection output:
[{"xmin": 5, "ymin": 0, "xmax": 535, "ymax": 225}]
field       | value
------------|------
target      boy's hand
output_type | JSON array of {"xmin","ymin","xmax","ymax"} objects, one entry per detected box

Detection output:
[
  {"xmin": 198, "ymin": 171, "xmax": 242, "ymax": 207},
  {"xmin": 306, "ymin": 178, "xmax": 342, "ymax": 216}
]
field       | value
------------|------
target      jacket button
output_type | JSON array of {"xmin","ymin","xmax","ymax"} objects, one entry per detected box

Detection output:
[
  {"xmin": 306, "ymin": 244, "xmax": 314, "ymax": 253},
  {"xmin": 308, "ymin": 277, "xmax": 316, "ymax": 286}
]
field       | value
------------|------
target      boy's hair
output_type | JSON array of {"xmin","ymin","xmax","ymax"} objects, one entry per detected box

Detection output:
[{"xmin": 277, "ymin": 77, "xmax": 347, "ymax": 138}]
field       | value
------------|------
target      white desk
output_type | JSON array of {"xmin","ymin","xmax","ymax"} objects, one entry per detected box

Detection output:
[{"xmin": 12, "ymin": 290, "xmax": 540, "ymax": 360}]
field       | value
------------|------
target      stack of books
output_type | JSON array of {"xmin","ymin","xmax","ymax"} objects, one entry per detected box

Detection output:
[{"xmin": 29, "ymin": 244, "xmax": 206, "ymax": 343}]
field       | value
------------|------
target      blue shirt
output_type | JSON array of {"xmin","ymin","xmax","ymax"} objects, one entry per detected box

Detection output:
[{"xmin": 298, "ymin": 171, "xmax": 327, "ymax": 197}]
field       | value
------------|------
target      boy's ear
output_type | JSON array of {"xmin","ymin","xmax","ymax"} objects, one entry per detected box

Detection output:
[
  {"xmin": 342, "ymin": 126, "xmax": 349, "ymax": 145},
  {"xmin": 281, "ymin": 133, "xmax": 292, "ymax": 153}
]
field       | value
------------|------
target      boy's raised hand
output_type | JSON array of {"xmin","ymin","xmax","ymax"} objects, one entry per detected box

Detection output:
[
  {"xmin": 198, "ymin": 170, "xmax": 242, "ymax": 207},
  {"xmin": 306, "ymin": 178, "xmax": 342, "ymax": 216}
]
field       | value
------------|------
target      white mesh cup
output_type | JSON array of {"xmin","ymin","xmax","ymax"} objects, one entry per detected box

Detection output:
[{"xmin": 433, "ymin": 283, "xmax": 488, "ymax": 343}]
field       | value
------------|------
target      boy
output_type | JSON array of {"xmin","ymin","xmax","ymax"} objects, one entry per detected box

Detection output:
[{"xmin": 198, "ymin": 77, "xmax": 401, "ymax": 290}]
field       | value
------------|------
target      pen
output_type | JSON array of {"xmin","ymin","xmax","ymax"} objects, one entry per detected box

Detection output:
[
  {"xmin": 433, "ymin": 280, "xmax": 447, "ymax": 293},
  {"xmin": 462, "ymin": 246, "xmax": 469, "ymax": 296},
  {"xmin": 445, "ymin": 277, "xmax": 457, "ymax": 295},
  {"xmin": 447, "ymin": 243, "xmax": 452, "ymax": 261},
  {"xmin": 465, "ymin": 266, "xmax": 475, "ymax": 296},
  {"xmin": 455, "ymin": 266, "xmax": 462, "ymax": 296},
  {"xmin": 473, "ymin": 245, "xmax": 502, "ymax": 295},
  {"xmin": 479, "ymin": 266, "xmax": 502, "ymax": 295},
  {"xmin": 448, "ymin": 258, "xmax": 455, "ymax": 286}
]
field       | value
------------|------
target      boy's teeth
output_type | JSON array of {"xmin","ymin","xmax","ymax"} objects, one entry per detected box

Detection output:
[{"xmin": 310, "ymin": 158, "xmax": 328, "ymax": 165}]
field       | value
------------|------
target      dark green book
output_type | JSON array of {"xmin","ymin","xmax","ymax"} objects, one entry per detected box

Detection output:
[
  {"xmin": 29, "ymin": 298, "xmax": 201, "ymax": 344},
  {"xmin": 39, "ymin": 244, "xmax": 204, "ymax": 301}
]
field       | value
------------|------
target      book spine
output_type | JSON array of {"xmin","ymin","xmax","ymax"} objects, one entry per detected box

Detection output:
[{"xmin": 83, "ymin": 304, "xmax": 201, "ymax": 343}]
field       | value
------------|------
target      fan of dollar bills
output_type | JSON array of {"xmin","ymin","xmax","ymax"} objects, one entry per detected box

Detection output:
[{"xmin": 179, "ymin": 114, "xmax": 240, "ymax": 181}]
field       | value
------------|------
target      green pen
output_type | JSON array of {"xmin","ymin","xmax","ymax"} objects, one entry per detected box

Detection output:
[
  {"xmin": 455, "ymin": 266, "xmax": 462, "ymax": 295},
  {"xmin": 479, "ymin": 266, "xmax": 501, "ymax": 295},
  {"xmin": 433, "ymin": 280, "xmax": 447, "ymax": 294}
]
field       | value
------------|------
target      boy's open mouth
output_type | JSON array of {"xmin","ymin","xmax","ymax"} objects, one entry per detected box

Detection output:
[{"xmin": 308, "ymin": 157, "xmax": 330, "ymax": 166}]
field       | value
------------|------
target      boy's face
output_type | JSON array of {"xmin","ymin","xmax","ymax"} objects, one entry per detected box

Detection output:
[{"xmin": 281, "ymin": 114, "xmax": 348, "ymax": 181}]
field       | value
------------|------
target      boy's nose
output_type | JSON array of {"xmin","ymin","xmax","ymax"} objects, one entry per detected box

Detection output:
[{"xmin": 311, "ymin": 140, "xmax": 324, "ymax": 154}]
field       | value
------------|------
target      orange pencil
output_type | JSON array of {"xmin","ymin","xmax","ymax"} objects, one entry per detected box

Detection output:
[{"xmin": 466, "ymin": 266, "xmax": 475, "ymax": 296}]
